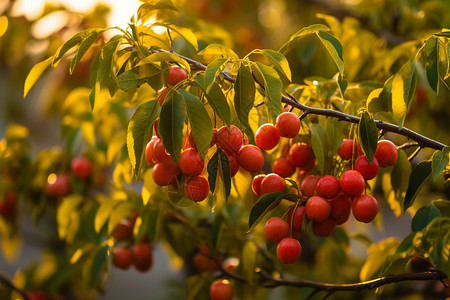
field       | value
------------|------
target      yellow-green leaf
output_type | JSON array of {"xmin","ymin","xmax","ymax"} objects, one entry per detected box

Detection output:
[{"xmin": 24, "ymin": 56, "xmax": 53, "ymax": 98}]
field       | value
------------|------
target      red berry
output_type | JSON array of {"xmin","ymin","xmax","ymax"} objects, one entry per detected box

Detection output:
[
  {"xmin": 112, "ymin": 247, "xmax": 133, "ymax": 270},
  {"xmin": 276, "ymin": 112, "xmax": 300, "ymax": 138},
  {"xmin": 0, "ymin": 191, "xmax": 16, "ymax": 219},
  {"xmin": 339, "ymin": 170, "xmax": 365, "ymax": 196},
  {"xmin": 210, "ymin": 279, "xmax": 234, "ymax": 300},
  {"xmin": 264, "ymin": 217, "xmax": 289, "ymax": 243},
  {"xmin": 112, "ymin": 219, "xmax": 133, "ymax": 241},
  {"xmin": 132, "ymin": 243, "xmax": 153, "ymax": 272},
  {"xmin": 45, "ymin": 174, "xmax": 72, "ymax": 198},
  {"xmin": 305, "ymin": 196, "xmax": 331, "ymax": 222},
  {"xmin": 188, "ymin": 128, "xmax": 217, "ymax": 151},
  {"xmin": 312, "ymin": 217, "xmax": 336, "ymax": 237},
  {"xmin": 158, "ymin": 88, "xmax": 169, "ymax": 106},
  {"xmin": 71, "ymin": 157, "xmax": 92, "ymax": 179},
  {"xmin": 337, "ymin": 139, "xmax": 354, "ymax": 160},
  {"xmin": 300, "ymin": 175, "xmax": 320, "ymax": 197},
  {"xmin": 255, "ymin": 123, "xmax": 280, "ymax": 151},
  {"xmin": 374, "ymin": 140, "xmax": 398, "ymax": 167},
  {"xmin": 216, "ymin": 125, "xmax": 243, "ymax": 154},
  {"xmin": 226, "ymin": 152, "xmax": 240, "ymax": 177},
  {"xmin": 273, "ymin": 157, "xmax": 295, "ymax": 178},
  {"xmin": 288, "ymin": 143, "xmax": 314, "ymax": 167},
  {"xmin": 276, "ymin": 237, "xmax": 302, "ymax": 264},
  {"xmin": 145, "ymin": 136, "xmax": 159, "ymax": 165},
  {"xmin": 193, "ymin": 246, "xmax": 218, "ymax": 273},
  {"xmin": 152, "ymin": 139, "xmax": 178, "ymax": 169},
  {"xmin": 152, "ymin": 163, "xmax": 180, "ymax": 186},
  {"xmin": 355, "ymin": 156, "xmax": 379, "ymax": 180},
  {"xmin": 260, "ymin": 173, "xmax": 286, "ymax": 195},
  {"xmin": 252, "ymin": 174, "xmax": 266, "ymax": 196},
  {"xmin": 179, "ymin": 148, "xmax": 204, "ymax": 176},
  {"xmin": 316, "ymin": 175, "xmax": 340, "ymax": 199},
  {"xmin": 238, "ymin": 145, "xmax": 264, "ymax": 172},
  {"xmin": 166, "ymin": 65, "xmax": 187, "ymax": 86},
  {"xmin": 185, "ymin": 175, "xmax": 210, "ymax": 202},
  {"xmin": 286, "ymin": 205, "xmax": 305, "ymax": 231},
  {"xmin": 352, "ymin": 194, "xmax": 378, "ymax": 223},
  {"xmin": 329, "ymin": 193, "xmax": 352, "ymax": 225}
]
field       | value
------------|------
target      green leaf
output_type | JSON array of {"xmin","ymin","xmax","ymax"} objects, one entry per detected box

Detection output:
[
  {"xmin": 411, "ymin": 204, "xmax": 441, "ymax": 232},
  {"xmin": 96, "ymin": 35, "xmax": 122, "ymax": 96},
  {"xmin": 310, "ymin": 123, "xmax": 326, "ymax": 173},
  {"xmin": 367, "ymin": 76, "xmax": 394, "ymax": 114},
  {"xmin": 180, "ymin": 90, "xmax": 213, "ymax": 158},
  {"xmin": 358, "ymin": 111, "xmax": 378, "ymax": 163},
  {"xmin": 197, "ymin": 44, "xmax": 239, "ymax": 63},
  {"xmin": 431, "ymin": 147, "xmax": 450, "ymax": 181},
  {"xmin": 252, "ymin": 49, "xmax": 291, "ymax": 81},
  {"xmin": 248, "ymin": 192, "xmax": 285, "ymax": 231},
  {"xmin": 360, "ymin": 238, "xmax": 400, "ymax": 281},
  {"xmin": 218, "ymin": 148, "xmax": 232, "ymax": 202},
  {"xmin": 316, "ymin": 31, "xmax": 344, "ymax": 75},
  {"xmin": 337, "ymin": 73, "xmax": 347, "ymax": 98},
  {"xmin": 404, "ymin": 160, "xmax": 432, "ymax": 212},
  {"xmin": 24, "ymin": 56, "xmax": 53, "ymax": 98},
  {"xmin": 423, "ymin": 36, "xmax": 439, "ymax": 93},
  {"xmin": 279, "ymin": 24, "xmax": 330, "ymax": 54},
  {"xmin": 204, "ymin": 58, "xmax": 227, "ymax": 88},
  {"xmin": 107, "ymin": 201, "xmax": 135, "ymax": 234},
  {"xmin": 95, "ymin": 200, "xmax": 119, "ymax": 233},
  {"xmin": 53, "ymin": 28, "xmax": 102, "ymax": 65},
  {"xmin": 158, "ymin": 90, "xmax": 186, "ymax": 161},
  {"xmin": 70, "ymin": 30, "xmax": 104, "ymax": 74},
  {"xmin": 205, "ymin": 82, "xmax": 231, "ymax": 127},
  {"xmin": 234, "ymin": 64, "xmax": 256, "ymax": 142},
  {"xmin": 390, "ymin": 150, "xmax": 411, "ymax": 213},
  {"xmin": 253, "ymin": 62, "xmax": 282, "ymax": 119},
  {"xmin": 168, "ymin": 25, "xmax": 198, "ymax": 51},
  {"xmin": 137, "ymin": 0, "xmax": 179, "ymax": 22},
  {"xmin": 127, "ymin": 100, "xmax": 160, "ymax": 178},
  {"xmin": 117, "ymin": 70, "xmax": 146, "ymax": 90},
  {"xmin": 207, "ymin": 150, "xmax": 219, "ymax": 194},
  {"xmin": 89, "ymin": 245, "xmax": 109, "ymax": 288},
  {"xmin": 57, "ymin": 195, "xmax": 83, "ymax": 240},
  {"xmin": 392, "ymin": 58, "xmax": 417, "ymax": 126},
  {"xmin": 137, "ymin": 52, "xmax": 190, "ymax": 74},
  {"xmin": 325, "ymin": 117, "xmax": 344, "ymax": 153}
]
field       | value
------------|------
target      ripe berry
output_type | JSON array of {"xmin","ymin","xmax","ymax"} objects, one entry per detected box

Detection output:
[
  {"xmin": 260, "ymin": 173, "xmax": 286, "ymax": 195},
  {"xmin": 185, "ymin": 175, "xmax": 210, "ymax": 202},
  {"xmin": 286, "ymin": 205, "xmax": 305, "ymax": 231},
  {"xmin": 374, "ymin": 140, "xmax": 398, "ymax": 167},
  {"xmin": 329, "ymin": 193, "xmax": 352, "ymax": 225},
  {"xmin": 276, "ymin": 112, "xmax": 300, "ymax": 138},
  {"xmin": 193, "ymin": 245, "xmax": 218, "ymax": 272},
  {"xmin": 112, "ymin": 247, "xmax": 133, "ymax": 270},
  {"xmin": 152, "ymin": 163, "xmax": 180, "ymax": 186},
  {"xmin": 158, "ymin": 88, "xmax": 169, "ymax": 106},
  {"xmin": 112, "ymin": 219, "xmax": 133, "ymax": 241},
  {"xmin": 145, "ymin": 136, "xmax": 159, "ymax": 165},
  {"xmin": 179, "ymin": 148, "xmax": 204, "ymax": 176},
  {"xmin": 352, "ymin": 194, "xmax": 378, "ymax": 223},
  {"xmin": 316, "ymin": 175, "xmax": 340, "ymax": 199},
  {"xmin": 264, "ymin": 217, "xmax": 289, "ymax": 243},
  {"xmin": 337, "ymin": 139, "xmax": 354, "ymax": 160},
  {"xmin": 188, "ymin": 128, "xmax": 217, "ymax": 150},
  {"xmin": 273, "ymin": 157, "xmax": 295, "ymax": 178},
  {"xmin": 255, "ymin": 123, "xmax": 280, "ymax": 151},
  {"xmin": 45, "ymin": 174, "xmax": 72, "ymax": 198},
  {"xmin": 300, "ymin": 175, "xmax": 320, "ymax": 197},
  {"xmin": 210, "ymin": 279, "xmax": 234, "ymax": 300},
  {"xmin": 132, "ymin": 243, "xmax": 153, "ymax": 272},
  {"xmin": 288, "ymin": 143, "xmax": 314, "ymax": 166},
  {"xmin": 153, "ymin": 139, "xmax": 178, "ymax": 169},
  {"xmin": 339, "ymin": 170, "xmax": 365, "ymax": 196},
  {"xmin": 312, "ymin": 217, "xmax": 336, "ymax": 237},
  {"xmin": 226, "ymin": 152, "xmax": 240, "ymax": 177},
  {"xmin": 305, "ymin": 196, "xmax": 331, "ymax": 222},
  {"xmin": 71, "ymin": 157, "xmax": 92, "ymax": 179},
  {"xmin": 238, "ymin": 145, "xmax": 264, "ymax": 173},
  {"xmin": 216, "ymin": 125, "xmax": 243, "ymax": 154},
  {"xmin": 276, "ymin": 237, "xmax": 302, "ymax": 264},
  {"xmin": 355, "ymin": 156, "xmax": 379, "ymax": 180},
  {"xmin": 251, "ymin": 174, "xmax": 266, "ymax": 196},
  {"xmin": 0, "ymin": 191, "xmax": 16, "ymax": 219},
  {"xmin": 166, "ymin": 65, "xmax": 187, "ymax": 86}
]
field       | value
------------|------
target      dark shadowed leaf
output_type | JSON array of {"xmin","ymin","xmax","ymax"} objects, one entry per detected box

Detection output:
[
  {"xmin": 207, "ymin": 149, "xmax": 231, "ymax": 201},
  {"xmin": 404, "ymin": 160, "xmax": 432, "ymax": 212},
  {"xmin": 358, "ymin": 111, "xmax": 378, "ymax": 163},
  {"xmin": 411, "ymin": 204, "xmax": 441, "ymax": 232},
  {"xmin": 89, "ymin": 245, "xmax": 110, "ymax": 288},
  {"xmin": 310, "ymin": 123, "xmax": 326, "ymax": 173},
  {"xmin": 234, "ymin": 64, "xmax": 256, "ymax": 142},
  {"xmin": 248, "ymin": 192, "xmax": 285, "ymax": 231},
  {"xmin": 316, "ymin": 30, "xmax": 344, "ymax": 75},
  {"xmin": 205, "ymin": 82, "xmax": 231, "ymax": 127},
  {"xmin": 252, "ymin": 49, "xmax": 291, "ymax": 81},
  {"xmin": 423, "ymin": 36, "xmax": 439, "ymax": 93},
  {"xmin": 431, "ymin": 147, "xmax": 449, "ymax": 181},
  {"xmin": 207, "ymin": 151, "xmax": 219, "ymax": 193},
  {"xmin": 218, "ymin": 148, "xmax": 231, "ymax": 202}
]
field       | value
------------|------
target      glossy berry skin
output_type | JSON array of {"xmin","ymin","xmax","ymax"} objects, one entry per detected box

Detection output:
[
  {"xmin": 193, "ymin": 248, "xmax": 218, "ymax": 273},
  {"xmin": 145, "ymin": 136, "xmax": 159, "ymax": 165},
  {"xmin": 329, "ymin": 193, "xmax": 352, "ymax": 225},
  {"xmin": 153, "ymin": 139, "xmax": 178, "ymax": 169},
  {"xmin": 288, "ymin": 143, "xmax": 315, "ymax": 167},
  {"xmin": 273, "ymin": 157, "xmax": 295, "ymax": 178},
  {"xmin": 300, "ymin": 175, "xmax": 320, "ymax": 197},
  {"xmin": 158, "ymin": 88, "xmax": 169, "ymax": 106},
  {"xmin": 339, "ymin": 170, "xmax": 365, "ymax": 196},
  {"xmin": 113, "ymin": 219, "xmax": 133, "ymax": 241},
  {"xmin": 45, "ymin": 174, "xmax": 71, "ymax": 198},
  {"xmin": 286, "ymin": 205, "xmax": 305, "ymax": 231},
  {"xmin": 0, "ymin": 191, "xmax": 16, "ymax": 219},
  {"xmin": 337, "ymin": 139, "xmax": 355, "ymax": 160},
  {"xmin": 112, "ymin": 247, "xmax": 133, "ymax": 270},
  {"xmin": 255, "ymin": 123, "xmax": 280, "ymax": 151},
  {"xmin": 276, "ymin": 238, "xmax": 302, "ymax": 264},
  {"xmin": 185, "ymin": 175, "xmax": 209, "ymax": 202},
  {"xmin": 226, "ymin": 152, "xmax": 240, "ymax": 177},
  {"xmin": 305, "ymin": 196, "xmax": 331, "ymax": 222},
  {"xmin": 355, "ymin": 156, "xmax": 379, "ymax": 180},
  {"xmin": 238, "ymin": 145, "xmax": 264, "ymax": 172},
  {"xmin": 179, "ymin": 148, "xmax": 204, "ymax": 176},
  {"xmin": 251, "ymin": 174, "xmax": 266, "ymax": 196},
  {"xmin": 132, "ymin": 243, "xmax": 153, "ymax": 272},
  {"xmin": 260, "ymin": 173, "xmax": 286, "ymax": 195},
  {"xmin": 216, "ymin": 125, "xmax": 243, "ymax": 154},
  {"xmin": 312, "ymin": 217, "xmax": 336, "ymax": 237},
  {"xmin": 210, "ymin": 279, "xmax": 234, "ymax": 300},
  {"xmin": 188, "ymin": 128, "xmax": 217, "ymax": 150},
  {"xmin": 374, "ymin": 140, "xmax": 398, "ymax": 167},
  {"xmin": 316, "ymin": 175, "xmax": 340, "ymax": 199},
  {"xmin": 276, "ymin": 112, "xmax": 300, "ymax": 138},
  {"xmin": 166, "ymin": 65, "xmax": 187, "ymax": 86},
  {"xmin": 71, "ymin": 157, "xmax": 92, "ymax": 179},
  {"xmin": 264, "ymin": 217, "xmax": 289, "ymax": 243},
  {"xmin": 352, "ymin": 194, "xmax": 378, "ymax": 223},
  {"xmin": 152, "ymin": 163, "xmax": 180, "ymax": 186}
]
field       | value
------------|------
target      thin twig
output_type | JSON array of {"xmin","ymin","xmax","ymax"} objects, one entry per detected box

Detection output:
[
  {"xmin": 0, "ymin": 272, "xmax": 30, "ymax": 300},
  {"xmin": 397, "ymin": 142, "xmax": 420, "ymax": 149}
]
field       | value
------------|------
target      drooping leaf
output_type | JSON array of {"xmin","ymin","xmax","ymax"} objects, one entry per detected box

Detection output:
[
  {"xmin": 204, "ymin": 58, "xmax": 227, "ymax": 88},
  {"xmin": 310, "ymin": 123, "xmax": 326, "ymax": 173},
  {"xmin": 70, "ymin": 30, "xmax": 104, "ymax": 74},
  {"xmin": 411, "ymin": 204, "xmax": 441, "ymax": 232},
  {"xmin": 423, "ymin": 36, "xmax": 439, "ymax": 93},
  {"xmin": 207, "ymin": 150, "xmax": 219, "ymax": 194},
  {"xmin": 24, "ymin": 56, "xmax": 53, "ymax": 98},
  {"xmin": 316, "ymin": 30, "xmax": 344, "ymax": 75},
  {"xmin": 127, "ymin": 100, "xmax": 160, "ymax": 178},
  {"xmin": 234, "ymin": 64, "xmax": 256, "ymax": 142},
  {"xmin": 95, "ymin": 35, "xmax": 122, "ymax": 96},
  {"xmin": 89, "ymin": 245, "xmax": 110, "ymax": 288},
  {"xmin": 253, "ymin": 62, "xmax": 282, "ymax": 119},
  {"xmin": 53, "ymin": 28, "xmax": 103, "ymax": 64},
  {"xmin": 279, "ymin": 24, "xmax": 330, "ymax": 54},
  {"xmin": 431, "ymin": 147, "xmax": 450, "ymax": 181},
  {"xmin": 117, "ymin": 70, "xmax": 146, "ymax": 90},
  {"xmin": 168, "ymin": 25, "xmax": 198, "ymax": 51},
  {"xmin": 218, "ymin": 148, "xmax": 231, "ymax": 202},
  {"xmin": 392, "ymin": 58, "xmax": 417, "ymax": 126},
  {"xmin": 205, "ymin": 82, "xmax": 231, "ymax": 127},
  {"xmin": 158, "ymin": 90, "xmax": 186, "ymax": 161},
  {"xmin": 404, "ymin": 160, "xmax": 432, "ymax": 212},
  {"xmin": 137, "ymin": 51, "xmax": 190, "ymax": 74},
  {"xmin": 337, "ymin": 73, "xmax": 347, "ymax": 98},
  {"xmin": 390, "ymin": 150, "xmax": 411, "ymax": 213},
  {"xmin": 251, "ymin": 49, "xmax": 291, "ymax": 81},
  {"xmin": 57, "ymin": 195, "xmax": 83, "ymax": 240},
  {"xmin": 197, "ymin": 44, "xmax": 239, "ymax": 63},
  {"xmin": 358, "ymin": 111, "xmax": 378, "ymax": 163},
  {"xmin": 360, "ymin": 238, "xmax": 400, "ymax": 281},
  {"xmin": 137, "ymin": 0, "xmax": 179, "ymax": 22},
  {"xmin": 94, "ymin": 199, "xmax": 120, "ymax": 233},
  {"xmin": 207, "ymin": 148, "xmax": 231, "ymax": 201},
  {"xmin": 248, "ymin": 192, "xmax": 285, "ymax": 231},
  {"xmin": 367, "ymin": 76, "xmax": 394, "ymax": 114},
  {"xmin": 180, "ymin": 90, "xmax": 213, "ymax": 158}
]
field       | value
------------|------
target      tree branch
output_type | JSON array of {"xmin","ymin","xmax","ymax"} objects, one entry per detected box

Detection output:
[{"xmin": 0, "ymin": 272, "xmax": 30, "ymax": 300}]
